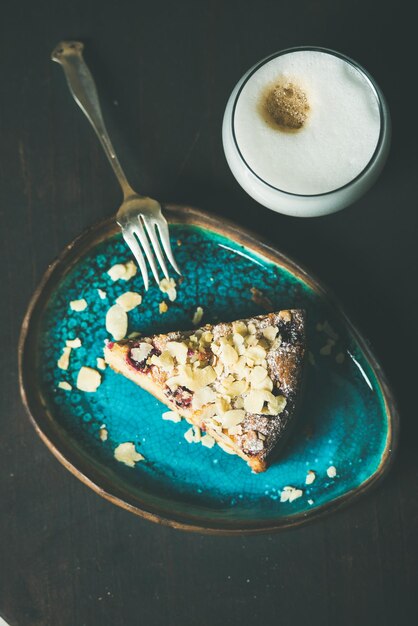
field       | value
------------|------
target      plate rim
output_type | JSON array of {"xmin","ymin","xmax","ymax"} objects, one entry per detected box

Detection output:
[{"xmin": 18, "ymin": 204, "xmax": 400, "ymax": 534}]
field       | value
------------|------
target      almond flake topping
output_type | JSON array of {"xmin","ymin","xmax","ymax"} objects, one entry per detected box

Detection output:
[
  {"xmin": 219, "ymin": 343, "xmax": 239, "ymax": 366},
  {"xmin": 192, "ymin": 386, "xmax": 217, "ymax": 409},
  {"xmin": 233, "ymin": 321, "xmax": 248, "ymax": 335},
  {"xmin": 278, "ymin": 310, "xmax": 292, "ymax": 322},
  {"xmin": 135, "ymin": 315, "xmax": 291, "ymax": 454},
  {"xmin": 249, "ymin": 365, "xmax": 268, "ymax": 386},
  {"xmin": 262, "ymin": 325, "xmax": 278, "ymax": 341},
  {"xmin": 219, "ymin": 409, "xmax": 246, "ymax": 429},
  {"xmin": 166, "ymin": 341, "xmax": 188, "ymax": 364},
  {"xmin": 150, "ymin": 351, "xmax": 174, "ymax": 371},
  {"xmin": 216, "ymin": 439, "xmax": 237, "ymax": 455},
  {"xmin": 130, "ymin": 343, "xmax": 153, "ymax": 363}
]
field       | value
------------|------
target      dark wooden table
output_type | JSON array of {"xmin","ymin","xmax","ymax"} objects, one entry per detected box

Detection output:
[{"xmin": 1, "ymin": 1, "xmax": 417, "ymax": 625}]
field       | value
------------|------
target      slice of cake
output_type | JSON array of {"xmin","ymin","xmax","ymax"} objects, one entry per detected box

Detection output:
[{"xmin": 104, "ymin": 310, "xmax": 306, "ymax": 472}]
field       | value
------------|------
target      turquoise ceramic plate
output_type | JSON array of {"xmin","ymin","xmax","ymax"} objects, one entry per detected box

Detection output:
[{"xmin": 19, "ymin": 206, "xmax": 398, "ymax": 533}]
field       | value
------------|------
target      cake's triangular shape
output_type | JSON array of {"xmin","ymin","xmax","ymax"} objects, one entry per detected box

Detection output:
[{"xmin": 104, "ymin": 310, "xmax": 306, "ymax": 472}]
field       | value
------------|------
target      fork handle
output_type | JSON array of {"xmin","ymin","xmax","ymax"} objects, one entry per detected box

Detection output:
[{"xmin": 51, "ymin": 41, "xmax": 134, "ymax": 200}]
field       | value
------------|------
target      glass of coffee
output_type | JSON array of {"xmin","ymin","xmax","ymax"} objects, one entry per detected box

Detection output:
[{"xmin": 222, "ymin": 47, "xmax": 391, "ymax": 217}]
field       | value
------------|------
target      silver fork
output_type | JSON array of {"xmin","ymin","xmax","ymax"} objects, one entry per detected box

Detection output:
[{"xmin": 51, "ymin": 40, "xmax": 180, "ymax": 290}]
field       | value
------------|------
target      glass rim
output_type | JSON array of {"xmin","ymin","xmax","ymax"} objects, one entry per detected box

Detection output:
[{"xmin": 231, "ymin": 46, "xmax": 386, "ymax": 198}]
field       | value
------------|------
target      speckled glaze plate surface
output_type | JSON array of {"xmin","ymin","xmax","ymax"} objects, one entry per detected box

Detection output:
[{"xmin": 19, "ymin": 206, "xmax": 398, "ymax": 533}]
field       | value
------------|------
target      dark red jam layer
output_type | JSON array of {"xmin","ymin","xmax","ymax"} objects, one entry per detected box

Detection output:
[
  {"xmin": 165, "ymin": 385, "xmax": 193, "ymax": 408},
  {"xmin": 127, "ymin": 343, "xmax": 162, "ymax": 371}
]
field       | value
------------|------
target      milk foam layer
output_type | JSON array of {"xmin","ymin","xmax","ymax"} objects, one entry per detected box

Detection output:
[{"xmin": 234, "ymin": 50, "xmax": 381, "ymax": 195}]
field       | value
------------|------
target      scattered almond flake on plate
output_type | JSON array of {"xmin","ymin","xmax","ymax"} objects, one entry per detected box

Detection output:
[
  {"xmin": 99, "ymin": 425, "xmax": 108, "ymax": 441},
  {"xmin": 159, "ymin": 301, "xmax": 168, "ymax": 314},
  {"xmin": 70, "ymin": 298, "xmax": 88, "ymax": 312},
  {"xmin": 322, "ymin": 320, "xmax": 339, "ymax": 340},
  {"xmin": 106, "ymin": 304, "xmax": 128, "ymax": 340},
  {"xmin": 96, "ymin": 357, "xmax": 106, "ymax": 370},
  {"xmin": 57, "ymin": 346, "xmax": 71, "ymax": 370},
  {"xmin": 307, "ymin": 499, "xmax": 314, "ymax": 505},
  {"xmin": 162, "ymin": 410, "xmax": 182, "ymax": 423},
  {"xmin": 107, "ymin": 261, "xmax": 137, "ymax": 281},
  {"xmin": 159, "ymin": 277, "xmax": 177, "ymax": 301},
  {"xmin": 66, "ymin": 338, "xmax": 82, "ymax": 348},
  {"xmin": 335, "ymin": 352, "xmax": 345, "ymax": 364},
  {"xmin": 184, "ymin": 427, "xmax": 196, "ymax": 443},
  {"xmin": 116, "ymin": 291, "xmax": 142, "ymax": 312},
  {"xmin": 280, "ymin": 486, "xmax": 303, "ymax": 503},
  {"xmin": 201, "ymin": 434, "xmax": 215, "ymax": 448},
  {"xmin": 319, "ymin": 339, "xmax": 335, "ymax": 356},
  {"xmin": 305, "ymin": 470, "xmax": 316, "ymax": 485},
  {"xmin": 76, "ymin": 367, "xmax": 101, "ymax": 392},
  {"xmin": 192, "ymin": 306, "xmax": 204, "ymax": 326},
  {"xmin": 128, "ymin": 331, "xmax": 141, "ymax": 339},
  {"xmin": 327, "ymin": 465, "xmax": 337, "ymax": 478},
  {"xmin": 97, "ymin": 289, "xmax": 107, "ymax": 299},
  {"xmin": 58, "ymin": 381, "xmax": 72, "ymax": 391},
  {"xmin": 114, "ymin": 442, "xmax": 144, "ymax": 467}
]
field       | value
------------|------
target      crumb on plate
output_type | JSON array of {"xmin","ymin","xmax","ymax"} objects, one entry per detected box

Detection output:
[
  {"xmin": 305, "ymin": 470, "xmax": 316, "ymax": 485},
  {"xmin": 280, "ymin": 486, "xmax": 303, "ymax": 503},
  {"xmin": 192, "ymin": 306, "xmax": 203, "ymax": 326},
  {"xmin": 70, "ymin": 299, "xmax": 88, "ymax": 312},
  {"xmin": 327, "ymin": 465, "xmax": 337, "ymax": 478},
  {"xmin": 57, "ymin": 346, "xmax": 71, "ymax": 370},
  {"xmin": 114, "ymin": 442, "xmax": 144, "ymax": 467},
  {"xmin": 58, "ymin": 381, "xmax": 72, "ymax": 391}
]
